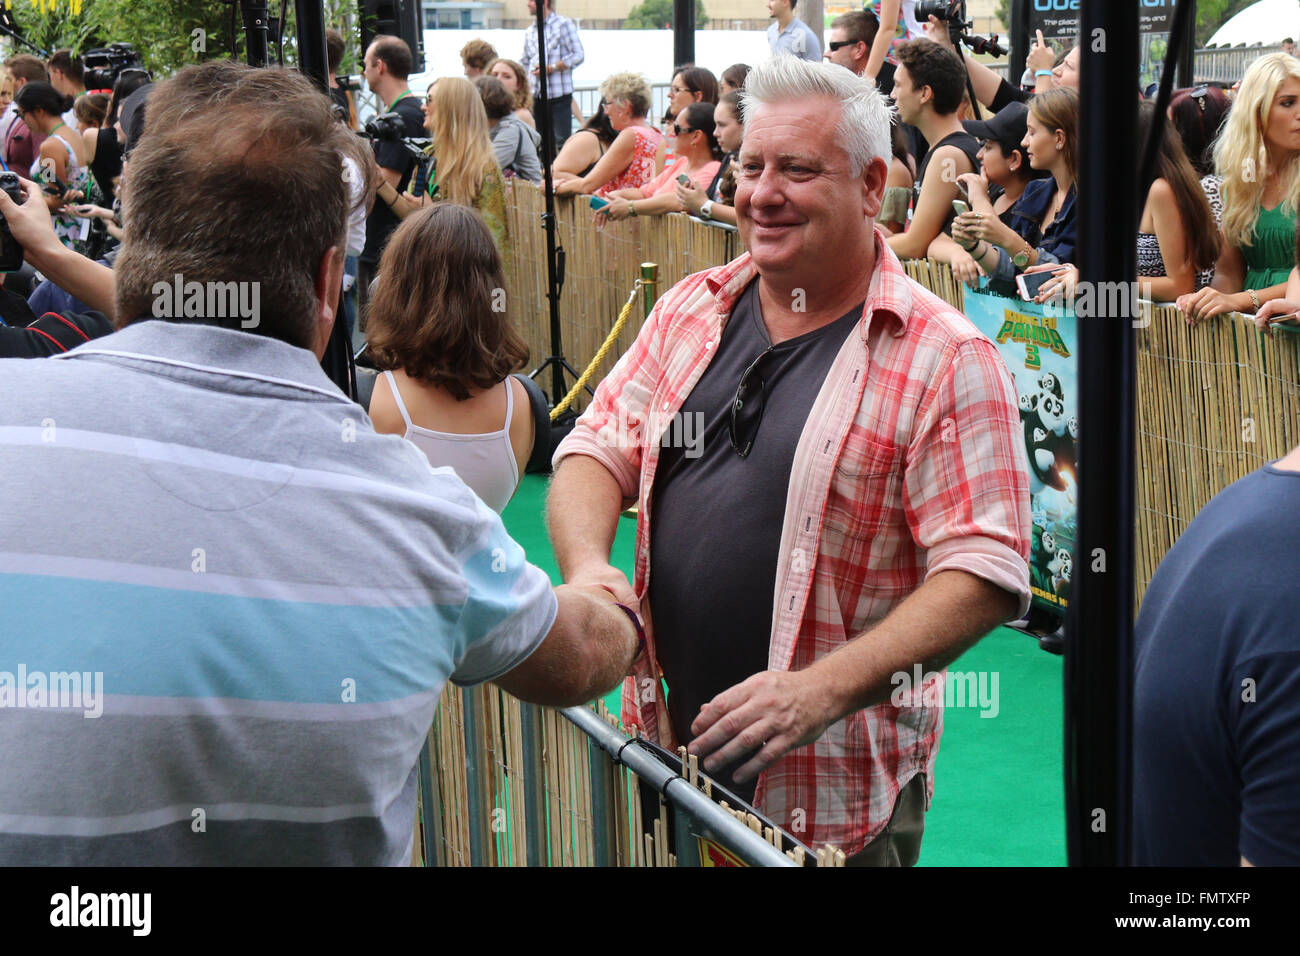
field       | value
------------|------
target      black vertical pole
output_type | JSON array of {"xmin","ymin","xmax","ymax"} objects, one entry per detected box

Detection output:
[
  {"xmin": 535, "ymin": 2, "xmax": 566, "ymax": 406},
  {"xmin": 240, "ymin": 1, "xmax": 271, "ymax": 68},
  {"xmin": 1008, "ymin": 0, "xmax": 1028, "ymax": 87},
  {"xmin": 1067, "ymin": 4, "xmax": 1138, "ymax": 866},
  {"xmin": 295, "ymin": 0, "xmax": 329, "ymax": 92},
  {"xmin": 1178, "ymin": 0, "xmax": 1196, "ymax": 87},
  {"xmin": 673, "ymin": 0, "xmax": 695, "ymax": 68}
]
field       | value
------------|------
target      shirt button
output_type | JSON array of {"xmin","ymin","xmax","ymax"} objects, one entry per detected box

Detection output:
[
  {"xmin": 662, "ymin": 401, "xmax": 669, "ymax": 411},
  {"xmin": 705, "ymin": 340, "xmax": 714, "ymax": 350}
]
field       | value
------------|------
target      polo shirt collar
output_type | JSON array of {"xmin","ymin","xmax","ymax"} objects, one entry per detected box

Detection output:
[
  {"xmin": 705, "ymin": 227, "xmax": 911, "ymax": 339},
  {"xmin": 54, "ymin": 318, "xmax": 352, "ymax": 404}
]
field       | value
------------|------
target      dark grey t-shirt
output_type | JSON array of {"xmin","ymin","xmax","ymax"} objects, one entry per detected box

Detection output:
[{"xmin": 649, "ymin": 279, "xmax": 862, "ymax": 802}]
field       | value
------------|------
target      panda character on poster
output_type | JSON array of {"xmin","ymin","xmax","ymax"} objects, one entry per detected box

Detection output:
[{"xmin": 1019, "ymin": 372, "xmax": 1078, "ymax": 606}]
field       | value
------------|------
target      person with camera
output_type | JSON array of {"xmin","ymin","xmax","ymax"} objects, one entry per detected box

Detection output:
[
  {"xmin": 0, "ymin": 61, "xmax": 644, "ymax": 867},
  {"xmin": 15, "ymin": 81, "xmax": 91, "ymax": 253},
  {"xmin": 358, "ymin": 36, "xmax": 425, "ymax": 318},
  {"xmin": 923, "ymin": 16, "xmax": 1073, "ymax": 113}
]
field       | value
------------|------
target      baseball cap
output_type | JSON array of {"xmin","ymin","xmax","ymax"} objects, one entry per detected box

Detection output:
[
  {"xmin": 962, "ymin": 100, "xmax": 1029, "ymax": 150},
  {"xmin": 118, "ymin": 82, "xmax": 154, "ymax": 156}
]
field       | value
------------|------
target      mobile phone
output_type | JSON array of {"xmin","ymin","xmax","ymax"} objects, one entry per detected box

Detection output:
[
  {"xmin": 676, "ymin": 173, "xmax": 692, "ymax": 186},
  {"xmin": 952, "ymin": 199, "xmax": 969, "ymax": 217},
  {"xmin": 1016, "ymin": 270, "xmax": 1055, "ymax": 301},
  {"xmin": 589, "ymin": 195, "xmax": 610, "ymax": 211}
]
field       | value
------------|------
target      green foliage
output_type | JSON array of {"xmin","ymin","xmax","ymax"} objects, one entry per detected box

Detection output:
[
  {"xmin": 624, "ymin": 0, "xmax": 708, "ymax": 31},
  {"xmin": 1196, "ymin": 0, "xmax": 1258, "ymax": 47},
  {"xmin": 4, "ymin": 0, "xmax": 363, "ymax": 79}
]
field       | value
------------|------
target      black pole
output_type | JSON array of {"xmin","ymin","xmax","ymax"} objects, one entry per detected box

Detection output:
[
  {"xmin": 1178, "ymin": 0, "xmax": 1196, "ymax": 86},
  {"xmin": 1067, "ymin": 1, "xmax": 1138, "ymax": 867},
  {"xmin": 533, "ymin": 1, "xmax": 570, "ymax": 407},
  {"xmin": 295, "ymin": 0, "xmax": 330, "ymax": 92},
  {"xmin": 240, "ymin": 0, "xmax": 272, "ymax": 68},
  {"xmin": 673, "ymin": 0, "xmax": 695, "ymax": 68},
  {"xmin": 1008, "ymin": 0, "xmax": 1027, "ymax": 86}
]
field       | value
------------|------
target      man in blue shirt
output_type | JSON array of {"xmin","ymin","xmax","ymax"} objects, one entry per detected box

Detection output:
[
  {"xmin": 767, "ymin": 0, "xmax": 822, "ymax": 62},
  {"xmin": 0, "ymin": 60, "xmax": 639, "ymax": 866},
  {"xmin": 1134, "ymin": 448, "xmax": 1300, "ymax": 866}
]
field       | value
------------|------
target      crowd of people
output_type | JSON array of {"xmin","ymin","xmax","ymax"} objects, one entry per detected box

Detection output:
[{"xmin": 0, "ymin": 11, "xmax": 1297, "ymax": 871}]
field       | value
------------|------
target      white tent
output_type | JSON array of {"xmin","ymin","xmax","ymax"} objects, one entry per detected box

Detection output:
[{"xmin": 1207, "ymin": 0, "xmax": 1300, "ymax": 47}]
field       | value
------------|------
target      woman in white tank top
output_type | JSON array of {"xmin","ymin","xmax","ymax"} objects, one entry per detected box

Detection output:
[{"xmin": 364, "ymin": 204, "xmax": 534, "ymax": 513}]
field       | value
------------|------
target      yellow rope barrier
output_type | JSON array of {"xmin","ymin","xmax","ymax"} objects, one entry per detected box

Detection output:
[{"xmin": 550, "ymin": 281, "xmax": 643, "ymax": 420}]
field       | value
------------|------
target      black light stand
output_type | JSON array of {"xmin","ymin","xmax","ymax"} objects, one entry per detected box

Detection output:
[{"xmin": 526, "ymin": 2, "xmax": 583, "ymax": 412}]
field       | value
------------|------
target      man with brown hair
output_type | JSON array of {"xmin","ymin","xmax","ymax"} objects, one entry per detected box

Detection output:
[
  {"xmin": 47, "ymin": 49, "xmax": 84, "ymax": 127},
  {"xmin": 461, "ymin": 37, "xmax": 498, "ymax": 78},
  {"xmin": 0, "ymin": 53, "xmax": 49, "ymax": 170},
  {"xmin": 825, "ymin": 10, "xmax": 893, "ymax": 95},
  {"xmin": 0, "ymin": 60, "xmax": 641, "ymax": 865}
]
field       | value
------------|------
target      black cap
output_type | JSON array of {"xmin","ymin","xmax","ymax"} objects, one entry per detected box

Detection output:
[
  {"xmin": 962, "ymin": 100, "xmax": 1029, "ymax": 149},
  {"xmin": 118, "ymin": 82, "xmax": 153, "ymax": 156}
]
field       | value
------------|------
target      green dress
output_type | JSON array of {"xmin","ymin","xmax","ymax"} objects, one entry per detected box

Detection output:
[{"xmin": 1242, "ymin": 202, "xmax": 1297, "ymax": 290}]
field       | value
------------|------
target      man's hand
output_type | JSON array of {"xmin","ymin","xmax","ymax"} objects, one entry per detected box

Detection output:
[
  {"xmin": 922, "ymin": 14, "xmax": 954, "ymax": 51},
  {"xmin": 688, "ymin": 669, "xmax": 838, "ymax": 784},
  {"xmin": 0, "ymin": 176, "xmax": 63, "ymax": 270},
  {"xmin": 1026, "ymin": 30, "xmax": 1054, "ymax": 73},
  {"xmin": 564, "ymin": 560, "xmax": 637, "ymax": 614}
]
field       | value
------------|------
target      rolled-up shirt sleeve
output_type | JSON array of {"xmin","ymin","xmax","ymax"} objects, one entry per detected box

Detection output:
[{"xmin": 904, "ymin": 336, "xmax": 1032, "ymax": 616}]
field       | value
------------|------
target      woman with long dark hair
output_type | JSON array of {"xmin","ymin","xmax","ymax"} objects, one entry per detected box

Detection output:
[{"xmin": 16, "ymin": 81, "xmax": 90, "ymax": 251}]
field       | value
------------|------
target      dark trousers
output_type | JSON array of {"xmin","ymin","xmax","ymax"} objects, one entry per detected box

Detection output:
[
  {"xmin": 535, "ymin": 93, "xmax": 573, "ymax": 161},
  {"xmin": 844, "ymin": 773, "xmax": 928, "ymax": 867}
]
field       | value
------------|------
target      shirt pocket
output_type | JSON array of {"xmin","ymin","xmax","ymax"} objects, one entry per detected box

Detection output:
[{"xmin": 823, "ymin": 436, "xmax": 903, "ymax": 549}]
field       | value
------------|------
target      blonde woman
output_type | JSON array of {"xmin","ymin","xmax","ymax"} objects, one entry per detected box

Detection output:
[
  {"xmin": 554, "ymin": 72, "xmax": 663, "ymax": 197},
  {"xmin": 375, "ymin": 76, "xmax": 509, "ymax": 256},
  {"xmin": 487, "ymin": 58, "xmax": 535, "ymax": 129},
  {"xmin": 1178, "ymin": 53, "xmax": 1300, "ymax": 322}
]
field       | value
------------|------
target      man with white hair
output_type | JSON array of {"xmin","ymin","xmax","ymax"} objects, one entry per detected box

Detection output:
[{"xmin": 547, "ymin": 57, "xmax": 1030, "ymax": 865}]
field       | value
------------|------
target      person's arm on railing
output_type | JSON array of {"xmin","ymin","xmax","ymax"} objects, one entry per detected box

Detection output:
[
  {"xmin": 1176, "ymin": 242, "xmax": 1288, "ymax": 323},
  {"xmin": 493, "ymin": 583, "xmax": 639, "ymax": 707},
  {"xmin": 929, "ymin": 232, "xmax": 984, "ymax": 287},
  {"xmin": 554, "ymin": 125, "xmax": 636, "ymax": 196},
  {"xmin": 886, "ymin": 145, "xmax": 969, "ymax": 259},
  {"xmin": 676, "ymin": 180, "xmax": 738, "ymax": 226},
  {"xmin": 1253, "ymin": 267, "xmax": 1300, "ymax": 333}
]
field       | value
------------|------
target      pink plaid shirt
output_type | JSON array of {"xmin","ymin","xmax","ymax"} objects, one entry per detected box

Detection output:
[{"xmin": 554, "ymin": 230, "xmax": 1031, "ymax": 855}]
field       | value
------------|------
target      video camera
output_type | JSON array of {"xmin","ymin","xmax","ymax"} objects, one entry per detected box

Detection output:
[
  {"xmin": 915, "ymin": 0, "xmax": 1007, "ymax": 57},
  {"xmin": 83, "ymin": 43, "xmax": 148, "ymax": 90},
  {"xmin": 359, "ymin": 111, "xmax": 434, "ymax": 185}
]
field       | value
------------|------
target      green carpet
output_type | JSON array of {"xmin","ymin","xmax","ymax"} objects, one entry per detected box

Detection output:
[{"xmin": 502, "ymin": 474, "xmax": 1065, "ymax": 866}]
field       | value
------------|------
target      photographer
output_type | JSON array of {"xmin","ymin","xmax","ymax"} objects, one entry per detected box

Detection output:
[
  {"xmin": 0, "ymin": 61, "xmax": 641, "ymax": 866},
  {"xmin": 358, "ymin": 36, "xmax": 425, "ymax": 317},
  {"xmin": 923, "ymin": 16, "xmax": 1075, "ymax": 112}
]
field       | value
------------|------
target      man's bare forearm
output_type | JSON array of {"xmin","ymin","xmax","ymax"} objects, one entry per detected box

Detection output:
[
  {"xmin": 546, "ymin": 454, "xmax": 628, "ymax": 581},
  {"xmin": 494, "ymin": 583, "xmax": 638, "ymax": 706},
  {"xmin": 807, "ymin": 569, "xmax": 1019, "ymax": 721},
  {"xmin": 31, "ymin": 243, "xmax": 117, "ymax": 319}
]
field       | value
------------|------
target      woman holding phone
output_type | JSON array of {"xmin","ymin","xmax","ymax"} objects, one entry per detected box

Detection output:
[
  {"xmin": 950, "ymin": 88, "xmax": 1078, "ymax": 285},
  {"xmin": 594, "ymin": 101, "xmax": 720, "ymax": 223}
]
